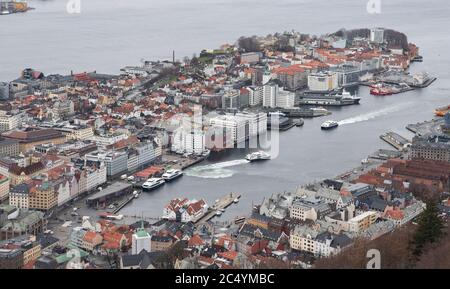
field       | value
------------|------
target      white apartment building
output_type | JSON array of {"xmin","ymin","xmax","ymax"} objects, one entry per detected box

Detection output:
[
  {"xmin": 127, "ymin": 151, "xmax": 139, "ymax": 172},
  {"xmin": 135, "ymin": 142, "xmax": 156, "ymax": 167},
  {"xmin": 153, "ymin": 137, "xmax": 162, "ymax": 158},
  {"xmin": 263, "ymin": 82, "xmax": 279, "ymax": 108},
  {"xmin": 289, "ymin": 197, "xmax": 331, "ymax": 222},
  {"xmin": 9, "ymin": 184, "xmax": 30, "ymax": 209},
  {"xmin": 276, "ymin": 90, "xmax": 295, "ymax": 108},
  {"xmin": 84, "ymin": 162, "xmax": 107, "ymax": 192},
  {"xmin": 185, "ymin": 131, "xmax": 206, "ymax": 155},
  {"xmin": 209, "ymin": 112, "xmax": 267, "ymax": 145},
  {"xmin": 209, "ymin": 115, "xmax": 248, "ymax": 144},
  {"xmin": 55, "ymin": 179, "xmax": 71, "ymax": 207},
  {"xmin": 234, "ymin": 112, "xmax": 267, "ymax": 136},
  {"xmin": 89, "ymin": 133, "xmax": 128, "ymax": 147},
  {"xmin": 370, "ymin": 27, "xmax": 384, "ymax": 43},
  {"xmin": 85, "ymin": 150, "xmax": 126, "ymax": 178},
  {"xmin": 52, "ymin": 100, "xmax": 75, "ymax": 119},
  {"xmin": 172, "ymin": 128, "xmax": 207, "ymax": 155},
  {"xmin": 0, "ymin": 111, "xmax": 20, "ymax": 132},
  {"xmin": 308, "ymin": 72, "xmax": 339, "ymax": 91},
  {"xmin": 246, "ymin": 86, "xmax": 263, "ymax": 106},
  {"xmin": 262, "ymin": 82, "xmax": 294, "ymax": 108}
]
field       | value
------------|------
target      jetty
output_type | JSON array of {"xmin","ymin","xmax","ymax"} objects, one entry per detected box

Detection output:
[
  {"xmin": 380, "ymin": 132, "xmax": 411, "ymax": 151},
  {"xmin": 196, "ymin": 192, "xmax": 241, "ymax": 224}
]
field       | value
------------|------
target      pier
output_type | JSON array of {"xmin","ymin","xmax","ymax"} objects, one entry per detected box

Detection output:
[
  {"xmin": 196, "ymin": 192, "xmax": 241, "ymax": 224},
  {"xmin": 380, "ymin": 132, "xmax": 411, "ymax": 151},
  {"xmin": 406, "ymin": 118, "xmax": 444, "ymax": 136},
  {"xmin": 112, "ymin": 195, "xmax": 135, "ymax": 214}
]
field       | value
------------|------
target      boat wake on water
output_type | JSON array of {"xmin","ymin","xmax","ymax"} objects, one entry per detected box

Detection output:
[
  {"xmin": 185, "ymin": 159, "xmax": 250, "ymax": 179},
  {"xmin": 337, "ymin": 102, "xmax": 413, "ymax": 126}
]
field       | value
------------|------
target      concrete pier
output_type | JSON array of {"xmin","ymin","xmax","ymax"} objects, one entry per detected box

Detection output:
[{"xmin": 196, "ymin": 192, "xmax": 241, "ymax": 224}]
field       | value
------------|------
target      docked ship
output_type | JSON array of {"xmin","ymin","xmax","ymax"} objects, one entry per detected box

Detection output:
[
  {"xmin": 298, "ymin": 90, "xmax": 360, "ymax": 106},
  {"xmin": 267, "ymin": 113, "xmax": 295, "ymax": 131},
  {"xmin": 321, "ymin": 120, "xmax": 339, "ymax": 130},
  {"xmin": 246, "ymin": 151, "xmax": 271, "ymax": 162},
  {"xmin": 162, "ymin": 169, "xmax": 183, "ymax": 182},
  {"xmin": 279, "ymin": 107, "xmax": 331, "ymax": 118},
  {"xmin": 434, "ymin": 105, "xmax": 450, "ymax": 117},
  {"xmin": 295, "ymin": 118, "xmax": 304, "ymax": 127},
  {"xmin": 310, "ymin": 107, "xmax": 332, "ymax": 117},
  {"xmin": 0, "ymin": 1, "xmax": 30, "ymax": 15},
  {"xmin": 370, "ymin": 83, "xmax": 400, "ymax": 96},
  {"xmin": 234, "ymin": 216, "xmax": 246, "ymax": 224},
  {"xmin": 142, "ymin": 178, "xmax": 165, "ymax": 191}
]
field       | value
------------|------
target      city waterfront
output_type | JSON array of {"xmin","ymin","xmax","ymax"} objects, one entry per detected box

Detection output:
[
  {"xmin": 121, "ymin": 84, "xmax": 449, "ymax": 219},
  {"xmin": 1, "ymin": 0, "xmax": 450, "ymax": 272},
  {"xmin": 2, "ymin": 0, "xmax": 449, "ymax": 220}
]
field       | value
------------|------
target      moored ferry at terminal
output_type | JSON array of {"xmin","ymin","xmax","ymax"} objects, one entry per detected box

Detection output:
[
  {"xmin": 279, "ymin": 107, "xmax": 331, "ymax": 118},
  {"xmin": 162, "ymin": 169, "xmax": 183, "ymax": 182},
  {"xmin": 142, "ymin": 178, "xmax": 165, "ymax": 191},
  {"xmin": 299, "ymin": 90, "xmax": 361, "ymax": 106},
  {"xmin": 0, "ymin": 0, "xmax": 31, "ymax": 15}
]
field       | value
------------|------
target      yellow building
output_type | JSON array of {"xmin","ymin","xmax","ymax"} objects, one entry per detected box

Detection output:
[
  {"xmin": 348, "ymin": 211, "xmax": 378, "ymax": 233},
  {"xmin": 22, "ymin": 242, "xmax": 42, "ymax": 266},
  {"xmin": 246, "ymin": 214, "xmax": 270, "ymax": 230},
  {"xmin": 57, "ymin": 126, "xmax": 94, "ymax": 141},
  {"xmin": 28, "ymin": 183, "xmax": 58, "ymax": 211}
]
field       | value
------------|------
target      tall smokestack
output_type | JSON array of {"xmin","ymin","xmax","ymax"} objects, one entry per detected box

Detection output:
[{"xmin": 173, "ymin": 50, "xmax": 175, "ymax": 64}]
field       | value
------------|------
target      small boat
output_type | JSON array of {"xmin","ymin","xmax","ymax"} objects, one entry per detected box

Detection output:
[
  {"xmin": 162, "ymin": 169, "xmax": 183, "ymax": 182},
  {"xmin": 361, "ymin": 158, "xmax": 369, "ymax": 164},
  {"xmin": 142, "ymin": 178, "xmax": 165, "ymax": 191},
  {"xmin": 234, "ymin": 217, "xmax": 246, "ymax": 224},
  {"xmin": 233, "ymin": 198, "xmax": 239, "ymax": 204},
  {"xmin": 310, "ymin": 107, "xmax": 331, "ymax": 117},
  {"xmin": 202, "ymin": 149, "xmax": 211, "ymax": 158},
  {"xmin": 370, "ymin": 87, "xmax": 393, "ymax": 96},
  {"xmin": 246, "ymin": 151, "xmax": 271, "ymax": 162},
  {"xmin": 434, "ymin": 105, "xmax": 450, "ymax": 117},
  {"xmin": 215, "ymin": 211, "xmax": 222, "ymax": 216},
  {"xmin": 269, "ymin": 111, "xmax": 287, "ymax": 117},
  {"xmin": 370, "ymin": 83, "xmax": 400, "ymax": 96},
  {"xmin": 295, "ymin": 118, "xmax": 305, "ymax": 127},
  {"xmin": 321, "ymin": 120, "xmax": 339, "ymax": 130}
]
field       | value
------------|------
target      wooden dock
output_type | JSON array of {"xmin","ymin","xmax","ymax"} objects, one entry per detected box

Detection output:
[
  {"xmin": 196, "ymin": 192, "xmax": 241, "ymax": 224},
  {"xmin": 380, "ymin": 132, "xmax": 411, "ymax": 151}
]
